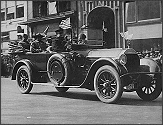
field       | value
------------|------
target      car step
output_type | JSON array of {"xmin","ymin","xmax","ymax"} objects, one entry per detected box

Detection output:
[{"xmin": 32, "ymin": 82, "xmax": 82, "ymax": 88}]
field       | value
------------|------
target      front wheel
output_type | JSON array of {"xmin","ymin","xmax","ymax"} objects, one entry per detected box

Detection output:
[
  {"xmin": 94, "ymin": 65, "xmax": 123, "ymax": 104},
  {"xmin": 16, "ymin": 65, "xmax": 33, "ymax": 94},
  {"xmin": 136, "ymin": 75, "xmax": 162, "ymax": 101}
]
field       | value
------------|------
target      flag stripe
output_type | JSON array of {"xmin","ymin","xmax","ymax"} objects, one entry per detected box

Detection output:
[
  {"xmin": 60, "ymin": 23, "xmax": 71, "ymax": 27},
  {"xmin": 59, "ymin": 17, "xmax": 71, "ymax": 29}
]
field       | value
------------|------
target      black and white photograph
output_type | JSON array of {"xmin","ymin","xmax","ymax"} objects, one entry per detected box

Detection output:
[{"xmin": 1, "ymin": 0, "xmax": 162, "ymax": 124}]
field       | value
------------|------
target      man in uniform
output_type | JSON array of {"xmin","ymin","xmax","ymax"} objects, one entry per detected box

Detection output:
[{"xmin": 51, "ymin": 28, "xmax": 66, "ymax": 52}]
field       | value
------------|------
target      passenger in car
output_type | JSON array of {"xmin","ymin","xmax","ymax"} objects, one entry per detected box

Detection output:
[
  {"xmin": 18, "ymin": 34, "xmax": 30, "ymax": 52},
  {"xmin": 64, "ymin": 28, "xmax": 72, "ymax": 51},
  {"xmin": 78, "ymin": 33, "xmax": 87, "ymax": 44},
  {"xmin": 50, "ymin": 28, "xmax": 66, "ymax": 52},
  {"xmin": 30, "ymin": 33, "xmax": 47, "ymax": 53}
]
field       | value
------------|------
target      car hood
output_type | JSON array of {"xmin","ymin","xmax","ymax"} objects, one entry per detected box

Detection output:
[{"xmin": 86, "ymin": 48, "xmax": 137, "ymax": 58}]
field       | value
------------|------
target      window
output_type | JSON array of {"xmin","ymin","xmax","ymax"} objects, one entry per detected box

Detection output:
[
  {"xmin": 16, "ymin": 5, "xmax": 24, "ymax": 18},
  {"xmin": 6, "ymin": 1, "xmax": 15, "ymax": 20},
  {"xmin": 1, "ymin": 32, "xmax": 10, "ymax": 41},
  {"xmin": 1, "ymin": 9, "xmax": 5, "ymax": 21},
  {"xmin": 6, "ymin": 7, "xmax": 15, "ymax": 20},
  {"xmin": 48, "ymin": 1, "xmax": 57, "ymax": 15},
  {"xmin": 83, "ymin": 13, "xmax": 87, "ymax": 25},
  {"xmin": 56, "ymin": 1, "xmax": 71, "ymax": 13},
  {"xmin": 125, "ymin": 2, "xmax": 136, "ymax": 23},
  {"xmin": 137, "ymin": 1, "xmax": 161, "ymax": 21},
  {"xmin": 90, "ymin": 2, "xmax": 93, "ymax": 11},
  {"xmin": 82, "ymin": 1, "xmax": 86, "ymax": 11},
  {"xmin": 87, "ymin": 2, "xmax": 90, "ymax": 13},
  {"xmin": 33, "ymin": 1, "xmax": 47, "ymax": 18},
  {"xmin": 125, "ymin": 1, "xmax": 161, "ymax": 23}
]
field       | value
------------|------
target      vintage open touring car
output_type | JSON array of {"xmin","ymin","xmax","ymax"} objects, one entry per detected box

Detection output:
[{"xmin": 10, "ymin": 39, "xmax": 162, "ymax": 104}]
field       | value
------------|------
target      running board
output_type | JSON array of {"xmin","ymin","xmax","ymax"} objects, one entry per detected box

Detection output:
[
  {"xmin": 56, "ymin": 85, "xmax": 82, "ymax": 88},
  {"xmin": 32, "ymin": 82, "xmax": 54, "ymax": 86},
  {"xmin": 32, "ymin": 82, "xmax": 82, "ymax": 88}
]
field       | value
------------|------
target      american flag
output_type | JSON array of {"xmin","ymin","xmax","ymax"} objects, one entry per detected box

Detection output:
[{"xmin": 59, "ymin": 17, "xmax": 71, "ymax": 29}]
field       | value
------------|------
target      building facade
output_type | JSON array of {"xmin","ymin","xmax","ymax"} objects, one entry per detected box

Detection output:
[
  {"xmin": 20, "ymin": 1, "xmax": 78, "ymax": 38},
  {"xmin": 1, "ymin": 1, "xmax": 28, "ymax": 53},
  {"xmin": 1, "ymin": 1, "xmax": 162, "ymax": 53},
  {"xmin": 125, "ymin": 1, "xmax": 162, "ymax": 52},
  {"xmin": 20, "ymin": 1, "xmax": 125, "ymax": 49},
  {"xmin": 77, "ymin": 1, "xmax": 125, "ymax": 48}
]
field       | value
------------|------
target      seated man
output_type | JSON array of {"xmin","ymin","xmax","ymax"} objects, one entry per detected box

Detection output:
[
  {"xmin": 64, "ymin": 28, "xmax": 72, "ymax": 51},
  {"xmin": 50, "ymin": 28, "xmax": 66, "ymax": 52},
  {"xmin": 30, "ymin": 33, "xmax": 47, "ymax": 53},
  {"xmin": 18, "ymin": 34, "xmax": 30, "ymax": 52}
]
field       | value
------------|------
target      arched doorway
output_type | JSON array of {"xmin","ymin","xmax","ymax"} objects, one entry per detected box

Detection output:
[{"xmin": 87, "ymin": 7, "xmax": 115, "ymax": 48}]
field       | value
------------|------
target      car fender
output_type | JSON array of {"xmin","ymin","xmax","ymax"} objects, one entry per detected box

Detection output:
[
  {"xmin": 139, "ymin": 58, "xmax": 160, "ymax": 72},
  {"xmin": 139, "ymin": 58, "xmax": 162, "ymax": 90},
  {"xmin": 11, "ymin": 59, "xmax": 36, "ymax": 81},
  {"xmin": 90, "ymin": 57, "xmax": 121, "ymax": 73},
  {"xmin": 81, "ymin": 57, "xmax": 122, "ymax": 89}
]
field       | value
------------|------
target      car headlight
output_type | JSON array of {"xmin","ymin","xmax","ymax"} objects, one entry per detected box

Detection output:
[{"xmin": 119, "ymin": 54, "xmax": 127, "ymax": 65}]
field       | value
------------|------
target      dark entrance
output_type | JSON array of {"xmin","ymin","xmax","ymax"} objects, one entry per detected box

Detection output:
[{"xmin": 87, "ymin": 7, "xmax": 115, "ymax": 48}]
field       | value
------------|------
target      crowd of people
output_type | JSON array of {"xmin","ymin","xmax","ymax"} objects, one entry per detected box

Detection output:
[{"xmin": 16, "ymin": 28, "xmax": 87, "ymax": 53}]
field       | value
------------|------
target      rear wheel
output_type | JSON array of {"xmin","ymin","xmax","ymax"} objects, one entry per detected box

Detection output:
[
  {"xmin": 16, "ymin": 65, "xmax": 33, "ymax": 94},
  {"xmin": 94, "ymin": 65, "xmax": 122, "ymax": 103},
  {"xmin": 136, "ymin": 75, "xmax": 162, "ymax": 101}
]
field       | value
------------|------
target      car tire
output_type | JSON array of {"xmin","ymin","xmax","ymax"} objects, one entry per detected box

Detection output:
[
  {"xmin": 47, "ymin": 54, "xmax": 72, "ymax": 86},
  {"xmin": 94, "ymin": 65, "xmax": 123, "ymax": 103},
  {"xmin": 16, "ymin": 65, "xmax": 33, "ymax": 94},
  {"xmin": 55, "ymin": 87, "xmax": 69, "ymax": 92},
  {"xmin": 136, "ymin": 74, "xmax": 162, "ymax": 101}
]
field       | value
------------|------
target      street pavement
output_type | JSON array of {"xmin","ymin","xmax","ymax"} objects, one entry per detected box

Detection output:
[{"xmin": 1, "ymin": 77, "xmax": 162, "ymax": 124}]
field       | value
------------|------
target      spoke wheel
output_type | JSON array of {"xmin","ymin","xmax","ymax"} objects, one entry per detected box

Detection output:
[
  {"xmin": 136, "ymin": 75, "xmax": 162, "ymax": 101},
  {"xmin": 94, "ymin": 65, "xmax": 122, "ymax": 103},
  {"xmin": 16, "ymin": 65, "xmax": 33, "ymax": 94}
]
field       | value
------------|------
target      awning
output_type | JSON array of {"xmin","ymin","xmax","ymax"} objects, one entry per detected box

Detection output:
[{"xmin": 19, "ymin": 10, "xmax": 75, "ymax": 25}]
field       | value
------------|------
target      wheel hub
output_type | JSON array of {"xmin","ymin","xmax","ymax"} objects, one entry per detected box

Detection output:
[
  {"xmin": 50, "ymin": 61, "xmax": 64, "ymax": 83},
  {"xmin": 103, "ymin": 81, "xmax": 110, "ymax": 87}
]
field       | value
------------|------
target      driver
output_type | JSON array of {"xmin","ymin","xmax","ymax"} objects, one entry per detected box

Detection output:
[{"xmin": 50, "ymin": 28, "xmax": 66, "ymax": 52}]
